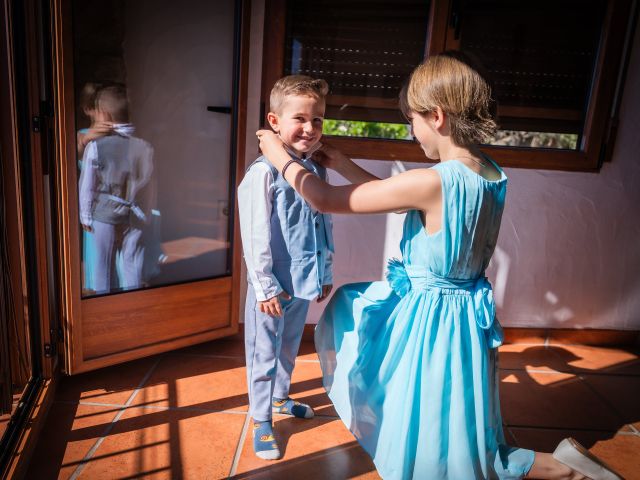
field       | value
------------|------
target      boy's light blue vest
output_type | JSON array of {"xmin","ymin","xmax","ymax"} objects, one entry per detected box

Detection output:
[{"xmin": 248, "ymin": 154, "xmax": 334, "ymax": 301}]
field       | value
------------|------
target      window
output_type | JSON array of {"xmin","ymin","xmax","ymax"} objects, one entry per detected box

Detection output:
[
  {"xmin": 283, "ymin": 1, "xmax": 428, "ymax": 129},
  {"xmin": 262, "ymin": 0, "xmax": 635, "ymax": 170}
]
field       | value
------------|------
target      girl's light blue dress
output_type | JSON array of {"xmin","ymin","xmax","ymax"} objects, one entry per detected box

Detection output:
[
  {"xmin": 78, "ymin": 128, "xmax": 96, "ymax": 292},
  {"xmin": 315, "ymin": 160, "xmax": 535, "ymax": 479}
]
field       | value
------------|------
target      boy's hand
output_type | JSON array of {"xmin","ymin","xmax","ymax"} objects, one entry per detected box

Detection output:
[
  {"xmin": 258, "ymin": 291, "xmax": 291, "ymax": 317},
  {"xmin": 317, "ymin": 284, "xmax": 333, "ymax": 302},
  {"xmin": 312, "ymin": 144, "xmax": 349, "ymax": 171}
]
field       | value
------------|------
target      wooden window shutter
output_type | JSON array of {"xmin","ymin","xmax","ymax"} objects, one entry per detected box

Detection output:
[
  {"xmin": 445, "ymin": 0, "xmax": 608, "ymax": 136},
  {"xmin": 283, "ymin": 0, "xmax": 431, "ymax": 124},
  {"xmin": 265, "ymin": 0, "xmax": 633, "ymax": 168}
]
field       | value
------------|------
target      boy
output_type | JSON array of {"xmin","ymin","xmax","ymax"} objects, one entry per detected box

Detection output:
[
  {"xmin": 79, "ymin": 84, "xmax": 154, "ymax": 294},
  {"xmin": 238, "ymin": 75, "xmax": 334, "ymax": 460}
]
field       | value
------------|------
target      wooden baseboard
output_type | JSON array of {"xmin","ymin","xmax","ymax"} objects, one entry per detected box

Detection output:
[
  {"xmin": 229, "ymin": 324, "xmax": 639, "ymax": 346},
  {"xmin": 504, "ymin": 328, "xmax": 640, "ymax": 346}
]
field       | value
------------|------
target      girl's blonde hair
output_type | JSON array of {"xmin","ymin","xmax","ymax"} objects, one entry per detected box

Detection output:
[
  {"xmin": 403, "ymin": 52, "xmax": 497, "ymax": 146},
  {"xmin": 79, "ymin": 82, "xmax": 103, "ymax": 112},
  {"xmin": 270, "ymin": 75, "xmax": 329, "ymax": 114}
]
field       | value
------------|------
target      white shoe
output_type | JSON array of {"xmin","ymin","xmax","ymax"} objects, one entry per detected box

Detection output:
[{"xmin": 553, "ymin": 438, "xmax": 624, "ymax": 480}]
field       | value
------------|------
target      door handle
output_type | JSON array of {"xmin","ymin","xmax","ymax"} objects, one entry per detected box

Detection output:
[{"xmin": 207, "ymin": 106, "xmax": 232, "ymax": 114}]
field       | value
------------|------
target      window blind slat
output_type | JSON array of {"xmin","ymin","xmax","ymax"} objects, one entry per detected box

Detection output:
[
  {"xmin": 285, "ymin": 0, "xmax": 430, "ymax": 110},
  {"xmin": 457, "ymin": 0, "xmax": 606, "ymax": 126}
]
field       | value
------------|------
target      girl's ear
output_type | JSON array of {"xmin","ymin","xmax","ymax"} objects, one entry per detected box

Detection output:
[
  {"xmin": 432, "ymin": 106, "xmax": 446, "ymax": 130},
  {"xmin": 266, "ymin": 112, "xmax": 280, "ymax": 132}
]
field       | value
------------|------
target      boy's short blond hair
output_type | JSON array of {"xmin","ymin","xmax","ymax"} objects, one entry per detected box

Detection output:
[
  {"xmin": 270, "ymin": 75, "xmax": 329, "ymax": 114},
  {"xmin": 404, "ymin": 52, "xmax": 497, "ymax": 146},
  {"xmin": 96, "ymin": 84, "xmax": 130, "ymax": 123}
]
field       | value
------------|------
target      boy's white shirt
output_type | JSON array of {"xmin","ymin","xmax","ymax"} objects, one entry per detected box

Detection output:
[{"xmin": 238, "ymin": 158, "xmax": 333, "ymax": 302}]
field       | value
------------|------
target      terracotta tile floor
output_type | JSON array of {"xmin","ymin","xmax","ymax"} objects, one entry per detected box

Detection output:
[{"xmin": 25, "ymin": 337, "xmax": 640, "ymax": 479}]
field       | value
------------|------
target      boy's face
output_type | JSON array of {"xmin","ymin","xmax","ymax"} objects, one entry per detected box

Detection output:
[{"xmin": 267, "ymin": 94, "xmax": 325, "ymax": 156}]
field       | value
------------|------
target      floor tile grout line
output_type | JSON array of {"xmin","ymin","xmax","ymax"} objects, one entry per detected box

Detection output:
[
  {"xmin": 165, "ymin": 351, "xmax": 321, "ymax": 364},
  {"xmin": 69, "ymin": 356, "xmax": 163, "ymax": 480},
  {"xmin": 576, "ymin": 373, "xmax": 631, "ymax": 428},
  {"xmin": 504, "ymin": 341, "xmax": 638, "ymax": 349},
  {"xmin": 69, "ymin": 402, "xmax": 338, "ymax": 419},
  {"xmin": 228, "ymin": 413, "xmax": 250, "ymax": 479},
  {"xmin": 55, "ymin": 401, "xmax": 339, "ymax": 418},
  {"xmin": 75, "ymin": 402, "xmax": 251, "ymax": 415},
  {"xmin": 500, "ymin": 368, "xmax": 569, "ymax": 375},
  {"xmin": 498, "ymin": 367, "xmax": 640, "ymax": 378},
  {"xmin": 167, "ymin": 352, "xmax": 246, "ymax": 360},
  {"xmin": 507, "ymin": 426, "xmax": 521, "ymax": 448},
  {"xmin": 506, "ymin": 424, "xmax": 624, "ymax": 433},
  {"xmin": 57, "ymin": 400, "xmax": 128, "ymax": 408}
]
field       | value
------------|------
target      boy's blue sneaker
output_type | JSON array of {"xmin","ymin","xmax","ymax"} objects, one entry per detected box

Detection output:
[
  {"xmin": 252, "ymin": 421, "xmax": 281, "ymax": 460},
  {"xmin": 272, "ymin": 397, "xmax": 314, "ymax": 419}
]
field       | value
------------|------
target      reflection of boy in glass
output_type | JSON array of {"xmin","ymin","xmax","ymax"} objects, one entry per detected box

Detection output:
[{"xmin": 78, "ymin": 85, "xmax": 154, "ymax": 294}]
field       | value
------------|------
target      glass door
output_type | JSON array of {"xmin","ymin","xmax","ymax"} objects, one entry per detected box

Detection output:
[{"xmin": 55, "ymin": 0, "xmax": 247, "ymax": 373}]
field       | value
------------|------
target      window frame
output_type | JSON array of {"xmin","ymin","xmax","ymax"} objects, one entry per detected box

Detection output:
[{"xmin": 261, "ymin": 0, "xmax": 635, "ymax": 171}]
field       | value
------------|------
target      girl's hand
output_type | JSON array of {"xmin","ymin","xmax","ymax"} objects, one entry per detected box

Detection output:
[
  {"xmin": 90, "ymin": 121, "xmax": 113, "ymax": 134},
  {"xmin": 256, "ymin": 129, "xmax": 284, "ymax": 160},
  {"xmin": 313, "ymin": 144, "xmax": 349, "ymax": 171},
  {"xmin": 78, "ymin": 122, "xmax": 114, "ymax": 157},
  {"xmin": 83, "ymin": 122, "xmax": 113, "ymax": 144}
]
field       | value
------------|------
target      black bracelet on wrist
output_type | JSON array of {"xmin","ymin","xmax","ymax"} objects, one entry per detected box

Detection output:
[{"xmin": 281, "ymin": 159, "xmax": 300, "ymax": 179}]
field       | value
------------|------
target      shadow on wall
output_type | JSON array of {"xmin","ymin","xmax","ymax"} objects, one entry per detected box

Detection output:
[{"xmin": 488, "ymin": 163, "xmax": 640, "ymax": 330}]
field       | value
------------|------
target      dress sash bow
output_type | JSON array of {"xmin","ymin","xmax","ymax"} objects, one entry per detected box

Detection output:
[{"xmin": 385, "ymin": 258, "xmax": 503, "ymax": 347}]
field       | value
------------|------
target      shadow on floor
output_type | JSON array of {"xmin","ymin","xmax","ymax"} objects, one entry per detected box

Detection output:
[{"xmin": 24, "ymin": 339, "xmax": 640, "ymax": 479}]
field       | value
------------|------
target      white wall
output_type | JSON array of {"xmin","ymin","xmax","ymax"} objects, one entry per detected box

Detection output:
[{"xmin": 244, "ymin": 2, "xmax": 640, "ymax": 330}]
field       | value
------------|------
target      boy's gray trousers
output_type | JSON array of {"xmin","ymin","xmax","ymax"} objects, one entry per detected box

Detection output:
[{"xmin": 244, "ymin": 283, "xmax": 310, "ymax": 422}]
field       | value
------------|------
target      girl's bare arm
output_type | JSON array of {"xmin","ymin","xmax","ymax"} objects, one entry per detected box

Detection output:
[
  {"xmin": 314, "ymin": 144, "xmax": 381, "ymax": 184},
  {"xmin": 258, "ymin": 130, "xmax": 440, "ymax": 215}
]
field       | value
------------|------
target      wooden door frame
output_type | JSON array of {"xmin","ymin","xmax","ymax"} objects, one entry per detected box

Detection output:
[
  {"xmin": 1, "ymin": 0, "xmax": 58, "ymax": 476},
  {"xmin": 52, "ymin": 0, "xmax": 250, "ymax": 374}
]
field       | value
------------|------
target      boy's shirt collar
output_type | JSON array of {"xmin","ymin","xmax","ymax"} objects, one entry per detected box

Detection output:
[
  {"xmin": 112, "ymin": 123, "xmax": 135, "ymax": 137},
  {"xmin": 282, "ymin": 141, "xmax": 322, "ymax": 163}
]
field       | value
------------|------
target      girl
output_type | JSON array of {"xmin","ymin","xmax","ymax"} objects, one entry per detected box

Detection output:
[
  {"xmin": 256, "ymin": 53, "xmax": 621, "ymax": 480},
  {"xmin": 77, "ymin": 83, "xmax": 113, "ymax": 159},
  {"xmin": 77, "ymin": 82, "xmax": 112, "ymax": 294}
]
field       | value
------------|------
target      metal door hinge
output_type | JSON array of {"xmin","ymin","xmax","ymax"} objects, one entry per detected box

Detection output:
[{"xmin": 32, "ymin": 115, "xmax": 42, "ymax": 133}]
